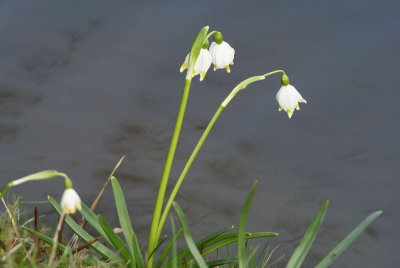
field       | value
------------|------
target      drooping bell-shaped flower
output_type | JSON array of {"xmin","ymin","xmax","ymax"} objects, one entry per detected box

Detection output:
[
  {"xmin": 60, "ymin": 188, "xmax": 82, "ymax": 214},
  {"xmin": 180, "ymin": 48, "xmax": 212, "ymax": 81},
  {"xmin": 209, "ymin": 32, "xmax": 235, "ymax": 73},
  {"xmin": 276, "ymin": 74, "xmax": 307, "ymax": 118}
]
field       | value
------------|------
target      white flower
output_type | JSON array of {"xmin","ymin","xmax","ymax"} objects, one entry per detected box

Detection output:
[
  {"xmin": 180, "ymin": 48, "xmax": 212, "ymax": 81},
  {"xmin": 276, "ymin": 84, "xmax": 307, "ymax": 119},
  {"xmin": 209, "ymin": 41, "xmax": 235, "ymax": 73},
  {"xmin": 60, "ymin": 188, "xmax": 82, "ymax": 214}
]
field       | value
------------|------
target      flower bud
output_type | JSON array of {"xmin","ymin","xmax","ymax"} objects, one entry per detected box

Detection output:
[
  {"xmin": 281, "ymin": 73, "xmax": 290, "ymax": 86},
  {"xmin": 213, "ymin": 32, "xmax": 223, "ymax": 44}
]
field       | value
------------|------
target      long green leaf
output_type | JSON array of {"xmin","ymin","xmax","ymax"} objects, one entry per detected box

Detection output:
[
  {"xmin": 238, "ymin": 181, "xmax": 258, "ymax": 268},
  {"xmin": 98, "ymin": 215, "xmax": 135, "ymax": 268},
  {"xmin": 80, "ymin": 203, "xmax": 112, "ymax": 245},
  {"xmin": 193, "ymin": 225, "xmax": 235, "ymax": 249},
  {"xmin": 132, "ymin": 232, "xmax": 144, "ymax": 268},
  {"xmin": 169, "ymin": 225, "xmax": 233, "ymax": 264},
  {"xmin": 206, "ymin": 259, "xmax": 237, "ymax": 267},
  {"xmin": 48, "ymin": 196, "xmax": 118, "ymax": 260},
  {"xmin": 286, "ymin": 200, "xmax": 330, "ymax": 268},
  {"xmin": 155, "ymin": 229, "xmax": 183, "ymax": 268},
  {"xmin": 173, "ymin": 202, "xmax": 208, "ymax": 268},
  {"xmin": 111, "ymin": 177, "xmax": 141, "ymax": 266},
  {"xmin": 59, "ymin": 246, "xmax": 71, "ymax": 268},
  {"xmin": 188, "ymin": 26, "xmax": 209, "ymax": 73},
  {"xmin": 23, "ymin": 227, "xmax": 66, "ymax": 251},
  {"xmin": 315, "ymin": 210, "xmax": 382, "ymax": 268},
  {"xmin": 170, "ymin": 215, "xmax": 178, "ymax": 268},
  {"xmin": 169, "ymin": 231, "xmax": 277, "ymax": 266}
]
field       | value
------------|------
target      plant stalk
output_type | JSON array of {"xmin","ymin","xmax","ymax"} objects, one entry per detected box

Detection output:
[{"xmin": 146, "ymin": 78, "xmax": 192, "ymax": 267}]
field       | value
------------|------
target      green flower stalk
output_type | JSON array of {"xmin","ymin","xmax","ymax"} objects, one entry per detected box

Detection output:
[
  {"xmin": 0, "ymin": 170, "xmax": 82, "ymax": 216},
  {"xmin": 146, "ymin": 26, "xmax": 209, "ymax": 267},
  {"xmin": 0, "ymin": 170, "xmax": 72, "ymax": 200},
  {"xmin": 146, "ymin": 26, "xmax": 235, "ymax": 268}
]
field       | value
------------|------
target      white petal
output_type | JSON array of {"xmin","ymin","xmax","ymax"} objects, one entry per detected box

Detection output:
[
  {"xmin": 195, "ymin": 49, "xmax": 212, "ymax": 74},
  {"xmin": 286, "ymin": 84, "xmax": 306, "ymax": 103}
]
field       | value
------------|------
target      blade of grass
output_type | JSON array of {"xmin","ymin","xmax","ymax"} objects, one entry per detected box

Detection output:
[
  {"xmin": 149, "ymin": 235, "xmax": 168, "ymax": 260},
  {"xmin": 111, "ymin": 176, "xmax": 144, "ymax": 267},
  {"xmin": 23, "ymin": 227, "xmax": 66, "ymax": 252},
  {"xmin": 98, "ymin": 215, "xmax": 135, "ymax": 268},
  {"xmin": 132, "ymin": 233, "xmax": 144, "ymax": 268},
  {"xmin": 72, "ymin": 156, "xmax": 125, "ymax": 247},
  {"xmin": 169, "ymin": 232, "xmax": 277, "ymax": 266},
  {"xmin": 25, "ymin": 227, "xmax": 99, "ymax": 266},
  {"xmin": 286, "ymin": 200, "xmax": 330, "ymax": 268},
  {"xmin": 170, "ymin": 215, "xmax": 178, "ymax": 268},
  {"xmin": 80, "ymin": 203, "xmax": 112, "ymax": 245},
  {"xmin": 111, "ymin": 177, "xmax": 135, "ymax": 255},
  {"xmin": 194, "ymin": 225, "xmax": 235, "ymax": 249},
  {"xmin": 155, "ymin": 229, "xmax": 183, "ymax": 268},
  {"xmin": 59, "ymin": 246, "xmax": 71, "ymax": 268},
  {"xmin": 238, "ymin": 181, "xmax": 258, "ymax": 268},
  {"xmin": 168, "ymin": 226, "xmax": 236, "ymax": 261},
  {"xmin": 206, "ymin": 259, "xmax": 237, "ymax": 267},
  {"xmin": 315, "ymin": 210, "xmax": 382, "ymax": 268},
  {"xmin": 173, "ymin": 202, "xmax": 208, "ymax": 268},
  {"xmin": 48, "ymin": 196, "xmax": 118, "ymax": 260}
]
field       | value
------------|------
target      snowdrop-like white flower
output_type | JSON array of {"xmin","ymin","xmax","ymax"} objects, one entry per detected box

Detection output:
[
  {"xmin": 276, "ymin": 84, "xmax": 307, "ymax": 119},
  {"xmin": 60, "ymin": 188, "xmax": 82, "ymax": 214},
  {"xmin": 209, "ymin": 41, "xmax": 235, "ymax": 73},
  {"xmin": 180, "ymin": 48, "xmax": 212, "ymax": 81}
]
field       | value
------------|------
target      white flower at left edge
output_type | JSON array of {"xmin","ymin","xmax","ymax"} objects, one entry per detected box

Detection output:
[
  {"xmin": 180, "ymin": 48, "xmax": 212, "ymax": 81},
  {"xmin": 209, "ymin": 41, "xmax": 235, "ymax": 73},
  {"xmin": 60, "ymin": 188, "xmax": 82, "ymax": 214},
  {"xmin": 276, "ymin": 84, "xmax": 307, "ymax": 119}
]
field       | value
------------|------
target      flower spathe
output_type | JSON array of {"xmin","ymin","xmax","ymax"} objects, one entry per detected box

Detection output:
[
  {"xmin": 60, "ymin": 188, "xmax": 82, "ymax": 214},
  {"xmin": 276, "ymin": 84, "xmax": 307, "ymax": 119},
  {"xmin": 209, "ymin": 41, "xmax": 235, "ymax": 73},
  {"xmin": 180, "ymin": 48, "xmax": 212, "ymax": 81}
]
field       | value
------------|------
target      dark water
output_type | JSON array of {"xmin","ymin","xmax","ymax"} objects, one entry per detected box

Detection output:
[{"xmin": 1, "ymin": 1, "xmax": 399, "ymax": 267}]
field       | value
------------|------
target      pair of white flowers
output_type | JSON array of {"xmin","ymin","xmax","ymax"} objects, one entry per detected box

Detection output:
[{"xmin": 180, "ymin": 39, "xmax": 235, "ymax": 81}]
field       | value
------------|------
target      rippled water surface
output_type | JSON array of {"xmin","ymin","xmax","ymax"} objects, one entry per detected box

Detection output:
[{"xmin": 1, "ymin": 1, "xmax": 399, "ymax": 267}]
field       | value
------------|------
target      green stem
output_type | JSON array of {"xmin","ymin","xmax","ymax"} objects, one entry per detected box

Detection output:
[
  {"xmin": 146, "ymin": 78, "xmax": 192, "ymax": 267},
  {"xmin": 0, "ymin": 184, "xmax": 10, "ymax": 199},
  {"xmin": 146, "ymin": 26, "xmax": 209, "ymax": 268},
  {"xmin": 0, "ymin": 171, "xmax": 71, "ymax": 199},
  {"xmin": 155, "ymin": 70, "xmax": 286, "ymax": 242},
  {"xmin": 156, "ymin": 105, "xmax": 224, "ymax": 241}
]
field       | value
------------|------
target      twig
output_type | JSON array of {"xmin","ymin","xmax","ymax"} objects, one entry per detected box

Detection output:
[{"xmin": 70, "ymin": 155, "xmax": 125, "ymax": 248}]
